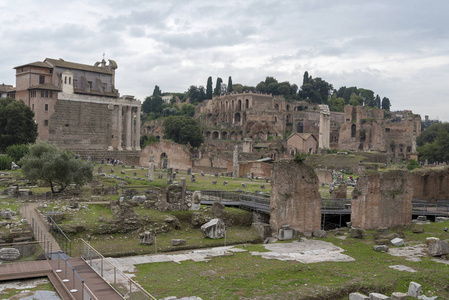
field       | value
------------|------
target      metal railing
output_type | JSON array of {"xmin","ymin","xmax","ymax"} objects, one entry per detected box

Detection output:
[
  {"xmin": 54, "ymin": 251, "xmax": 100, "ymax": 300},
  {"xmin": 412, "ymin": 202, "xmax": 449, "ymax": 216},
  {"xmin": 80, "ymin": 239, "xmax": 156, "ymax": 300},
  {"xmin": 47, "ymin": 214, "xmax": 72, "ymax": 256},
  {"xmin": 31, "ymin": 217, "xmax": 53, "ymax": 259}
]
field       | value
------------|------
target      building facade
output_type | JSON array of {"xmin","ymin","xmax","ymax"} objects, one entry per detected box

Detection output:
[{"xmin": 13, "ymin": 58, "xmax": 141, "ymax": 152}]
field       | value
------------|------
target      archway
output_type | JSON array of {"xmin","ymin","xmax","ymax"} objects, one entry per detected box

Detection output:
[
  {"xmin": 351, "ymin": 124, "xmax": 356, "ymax": 138},
  {"xmin": 222, "ymin": 131, "xmax": 228, "ymax": 140},
  {"xmin": 160, "ymin": 153, "xmax": 168, "ymax": 169},
  {"xmin": 235, "ymin": 112, "xmax": 241, "ymax": 124},
  {"xmin": 237, "ymin": 100, "xmax": 242, "ymax": 111},
  {"xmin": 212, "ymin": 131, "xmax": 219, "ymax": 140}
]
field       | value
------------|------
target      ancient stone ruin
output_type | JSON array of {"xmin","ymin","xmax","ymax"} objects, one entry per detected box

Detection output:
[
  {"xmin": 351, "ymin": 170, "xmax": 413, "ymax": 230},
  {"xmin": 270, "ymin": 159, "xmax": 321, "ymax": 236}
]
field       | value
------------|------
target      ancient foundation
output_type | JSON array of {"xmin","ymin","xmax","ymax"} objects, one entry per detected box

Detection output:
[
  {"xmin": 412, "ymin": 166, "xmax": 449, "ymax": 202},
  {"xmin": 270, "ymin": 159, "xmax": 321, "ymax": 235},
  {"xmin": 351, "ymin": 170, "xmax": 413, "ymax": 229}
]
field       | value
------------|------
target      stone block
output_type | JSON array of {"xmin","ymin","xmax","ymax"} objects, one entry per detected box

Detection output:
[
  {"xmin": 417, "ymin": 216, "xmax": 427, "ymax": 221},
  {"xmin": 373, "ymin": 245, "xmax": 389, "ymax": 252},
  {"xmin": 435, "ymin": 217, "xmax": 449, "ymax": 222},
  {"xmin": 312, "ymin": 230, "xmax": 327, "ymax": 238},
  {"xmin": 0, "ymin": 248, "xmax": 20, "ymax": 261},
  {"xmin": 391, "ymin": 238, "xmax": 404, "ymax": 247},
  {"xmin": 139, "ymin": 231, "xmax": 154, "ymax": 245},
  {"xmin": 428, "ymin": 240, "xmax": 449, "ymax": 256},
  {"xmin": 171, "ymin": 239, "xmax": 186, "ymax": 246},
  {"xmin": 411, "ymin": 224, "xmax": 424, "ymax": 233},
  {"xmin": 425, "ymin": 237, "xmax": 439, "ymax": 246},
  {"xmin": 349, "ymin": 292, "xmax": 369, "ymax": 300},
  {"xmin": 349, "ymin": 228, "xmax": 364, "ymax": 239},
  {"xmin": 369, "ymin": 293, "xmax": 389, "ymax": 300},
  {"xmin": 278, "ymin": 228, "xmax": 294, "ymax": 240},
  {"xmin": 251, "ymin": 222, "xmax": 271, "ymax": 239},
  {"xmin": 390, "ymin": 292, "xmax": 407, "ymax": 300},
  {"xmin": 408, "ymin": 281, "xmax": 422, "ymax": 298},
  {"xmin": 201, "ymin": 218, "xmax": 225, "ymax": 239}
]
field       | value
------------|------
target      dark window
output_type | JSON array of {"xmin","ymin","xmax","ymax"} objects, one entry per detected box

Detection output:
[
  {"xmin": 385, "ymin": 128, "xmax": 390, "ymax": 133},
  {"xmin": 69, "ymin": 77, "xmax": 71, "ymax": 84},
  {"xmin": 45, "ymin": 91, "xmax": 48, "ymax": 98},
  {"xmin": 351, "ymin": 124, "xmax": 356, "ymax": 137},
  {"xmin": 65, "ymin": 124, "xmax": 69, "ymax": 127},
  {"xmin": 49, "ymin": 69, "xmax": 53, "ymax": 74},
  {"xmin": 45, "ymin": 104, "xmax": 48, "ymax": 111},
  {"xmin": 39, "ymin": 76, "xmax": 45, "ymax": 84},
  {"xmin": 64, "ymin": 77, "xmax": 67, "ymax": 84},
  {"xmin": 44, "ymin": 120, "xmax": 48, "ymax": 126},
  {"xmin": 88, "ymin": 81, "xmax": 92, "ymax": 88},
  {"xmin": 73, "ymin": 79, "xmax": 77, "ymax": 88},
  {"xmin": 49, "ymin": 91, "xmax": 53, "ymax": 98},
  {"xmin": 41, "ymin": 91, "xmax": 44, "ymax": 97}
]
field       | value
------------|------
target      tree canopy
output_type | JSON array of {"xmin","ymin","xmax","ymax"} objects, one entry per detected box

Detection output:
[
  {"xmin": 163, "ymin": 116, "xmax": 204, "ymax": 148},
  {"xmin": 20, "ymin": 142, "xmax": 93, "ymax": 193},
  {"xmin": 0, "ymin": 97, "xmax": 37, "ymax": 152}
]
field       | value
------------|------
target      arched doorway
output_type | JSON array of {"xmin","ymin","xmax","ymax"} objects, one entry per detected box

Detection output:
[{"xmin": 160, "ymin": 153, "xmax": 168, "ymax": 169}]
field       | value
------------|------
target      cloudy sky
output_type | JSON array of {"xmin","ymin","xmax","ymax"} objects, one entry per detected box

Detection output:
[{"xmin": 1, "ymin": 0, "xmax": 448, "ymax": 121}]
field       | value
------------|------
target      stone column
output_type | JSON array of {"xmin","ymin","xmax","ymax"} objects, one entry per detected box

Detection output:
[
  {"xmin": 117, "ymin": 105, "xmax": 123, "ymax": 150},
  {"xmin": 125, "ymin": 106, "xmax": 132, "ymax": 150},
  {"xmin": 147, "ymin": 156, "xmax": 154, "ymax": 181},
  {"xmin": 233, "ymin": 145, "xmax": 239, "ymax": 178},
  {"xmin": 318, "ymin": 104, "xmax": 330, "ymax": 150},
  {"xmin": 180, "ymin": 178, "xmax": 186, "ymax": 201},
  {"xmin": 135, "ymin": 106, "xmax": 141, "ymax": 150}
]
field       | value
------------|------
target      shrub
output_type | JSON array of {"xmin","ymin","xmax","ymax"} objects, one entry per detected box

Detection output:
[
  {"xmin": 0, "ymin": 155, "xmax": 12, "ymax": 170},
  {"xmin": 6, "ymin": 144, "xmax": 29, "ymax": 165},
  {"xmin": 294, "ymin": 152, "xmax": 307, "ymax": 163},
  {"xmin": 407, "ymin": 159, "xmax": 421, "ymax": 170}
]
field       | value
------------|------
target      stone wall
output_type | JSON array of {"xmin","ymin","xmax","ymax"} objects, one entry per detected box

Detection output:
[
  {"xmin": 140, "ymin": 141, "xmax": 192, "ymax": 171},
  {"xmin": 48, "ymin": 100, "xmax": 112, "ymax": 149},
  {"xmin": 316, "ymin": 169, "xmax": 333, "ymax": 185},
  {"xmin": 239, "ymin": 161, "xmax": 272, "ymax": 178},
  {"xmin": 270, "ymin": 159, "xmax": 321, "ymax": 235},
  {"xmin": 412, "ymin": 167, "xmax": 449, "ymax": 202},
  {"xmin": 351, "ymin": 170, "xmax": 413, "ymax": 229}
]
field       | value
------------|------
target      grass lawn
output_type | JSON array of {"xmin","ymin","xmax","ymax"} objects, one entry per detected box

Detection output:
[{"xmin": 133, "ymin": 223, "xmax": 449, "ymax": 299}]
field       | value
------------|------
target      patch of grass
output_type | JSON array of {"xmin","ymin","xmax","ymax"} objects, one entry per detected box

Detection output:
[{"xmin": 0, "ymin": 279, "xmax": 56, "ymax": 298}]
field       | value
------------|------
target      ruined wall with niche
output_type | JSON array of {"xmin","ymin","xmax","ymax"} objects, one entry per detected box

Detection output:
[
  {"xmin": 239, "ymin": 161, "xmax": 272, "ymax": 178},
  {"xmin": 270, "ymin": 159, "xmax": 321, "ymax": 235},
  {"xmin": 412, "ymin": 167, "xmax": 449, "ymax": 202},
  {"xmin": 140, "ymin": 141, "xmax": 192, "ymax": 171},
  {"xmin": 339, "ymin": 106, "xmax": 421, "ymax": 162},
  {"xmin": 351, "ymin": 170, "xmax": 413, "ymax": 229}
]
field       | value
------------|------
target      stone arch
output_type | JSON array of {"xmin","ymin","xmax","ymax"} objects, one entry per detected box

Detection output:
[
  {"xmin": 221, "ymin": 101, "xmax": 224, "ymax": 111},
  {"xmin": 237, "ymin": 99, "xmax": 242, "ymax": 111},
  {"xmin": 243, "ymin": 112, "xmax": 247, "ymax": 123},
  {"xmin": 222, "ymin": 131, "xmax": 228, "ymax": 140},
  {"xmin": 245, "ymin": 99, "xmax": 249, "ymax": 109},
  {"xmin": 351, "ymin": 124, "xmax": 356, "ymax": 138},
  {"xmin": 205, "ymin": 131, "xmax": 211, "ymax": 139},
  {"xmin": 232, "ymin": 100, "xmax": 235, "ymax": 111},
  {"xmin": 286, "ymin": 104, "xmax": 290, "ymax": 111},
  {"xmin": 234, "ymin": 112, "xmax": 241, "ymax": 124},
  {"xmin": 274, "ymin": 103, "xmax": 279, "ymax": 111},
  {"xmin": 290, "ymin": 147, "xmax": 297, "ymax": 156},
  {"xmin": 212, "ymin": 131, "xmax": 219, "ymax": 140},
  {"xmin": 274, "ymin": 116, "xmax": 277, "ymax": 123},
  {"xmin": 226, "ymin": 101, "xmax": 229, "ymax": 112}
]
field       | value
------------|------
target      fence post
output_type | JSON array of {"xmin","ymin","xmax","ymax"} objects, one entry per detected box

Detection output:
[
  {"xmin": 101, "ymin": 257, "xmax": 104, "ymax": 277},
  {"xmin": 81, "ymin": 280, "xmax": 85, "ymax": 300}
]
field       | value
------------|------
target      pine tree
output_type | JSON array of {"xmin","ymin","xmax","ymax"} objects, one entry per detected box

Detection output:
[
  {"xmin": 214, "ymin": 77, "xmax": 223, "ymax": 96},
  {"xmin": 227, "ymin": 76, "xmax": 233, "ymax": 93},
  {"xmin": 206, "ymin": 76, "xmax": 213, "ymax": 99}
]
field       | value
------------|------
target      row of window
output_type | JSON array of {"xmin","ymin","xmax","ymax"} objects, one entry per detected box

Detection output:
[
  {"xmin": 31, "ymin": 103, "xmax": 49, "ymax": 111},
  {"xmin": 30, "ymin": 90, "xmax": 53, "ymax": 98}
]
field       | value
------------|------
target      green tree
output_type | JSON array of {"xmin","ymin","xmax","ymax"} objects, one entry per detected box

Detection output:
[
  {"xmin": 20, "ymin": 142, "xmax": 93, "ymax": 193},
  {"xmin": 6, "ymin": 144, "xmax": 29, "ymax": 165},
  {"xmin": 227, "ymin": 76, "xmax": 233, "ymax": 93},
  {"xmin": 328, "ymin": 93, "xmax": 345, "ymax": 112},
  {"xmin": 142, "ymin": 95, "xmax": 164, "ymax": 116},
  {"xmin": 180, "ymin": 103, "xmax": 195, "ymax": 117},
  {"xmin": 349, "ymin": 93, "xmax": 363, "ymax": 106},
  {"xmin": 255, "ymin": 81, "xmax": 267, "ymax": 93},
  {"xmin": 418, "ymin": 128, "xmax": 449, "ymax": 163},
  {"xmin": 214, "ymin": 78, "xmax": 223, "ymax": 96},
  {"xmin": 0, "ymin": 98, "xmax": 37, "ymax": 152},
  {"xmin": 381, "ymin": 97, "xmax": 391, "ymax": 111},
  {"xmin": 375, "ymin": 94, "xmax": 381, "ymax": 108},
  {"xmin": 163, "ymin": 116, "xmax": 204, "ymax": 148},
  {"xmin": 206, "ymin": 76, "xmax": 213, "ymax": 99},
  {"xmin": 152, "ymin": 85, "xmax": 162, "ymax": 97},
  {"xmin": 302, "ymin": 71, "xmax": 310, "ymax": 85},
  {"xmin": 417, "ymin": 123, "xmax": 449, "ymax": 146},
  {"xmin": 358, "ymin": 88, "xmax": 375, "ymax": 107}
]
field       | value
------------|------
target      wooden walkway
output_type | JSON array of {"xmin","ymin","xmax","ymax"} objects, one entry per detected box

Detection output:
[{"xmin": 0, "ymin": 259, "xmax": 123, "ymax": 300}]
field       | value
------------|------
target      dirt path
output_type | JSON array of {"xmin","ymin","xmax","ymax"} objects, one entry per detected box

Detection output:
[{"xmin": 20, "ymin": 202, "xmax": 62, "ymax": 253}]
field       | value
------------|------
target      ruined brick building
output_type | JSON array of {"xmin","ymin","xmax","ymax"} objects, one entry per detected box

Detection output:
[
  {"xmin": 338, "ymin": 106, "xmax": 421, "ymax": 162},
  {"xmin": 12, "ymin": 58, "xmax": 141, "ymax": 159}
]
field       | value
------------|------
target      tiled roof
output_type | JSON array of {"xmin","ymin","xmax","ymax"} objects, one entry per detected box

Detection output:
[
  {"xmin": 28, "ymin": 84, "xmax": 61, "ymax": 91},
  {"xmin": 287, "ymin": 132, "xmax": 317, "ymax": 141},
  {"xmin": 0, "ymin": 84, "xmax": 14, "ymax": 92},
  {"xmin": 74, "ymin": 88, "xmax": 119, "ymax": 98},
  {"xmin": 14, "ymin": 61, "xmax": 51, "ymax": 69},
  {"xmin": 45, "ymin": 58, "xmax": 113, "ymax": 75}
]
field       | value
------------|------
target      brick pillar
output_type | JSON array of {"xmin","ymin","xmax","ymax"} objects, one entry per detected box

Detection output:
[
  {"xmin": 117, "ymin": 105, "xmax": 123, "ymax": 150},
  {"xmin": 125, "ymin": 106, "xmax": 132, "ymax": 150},
  {"xmin": 135, "ymin": 106, "xmax": 141, "ymax": 150}
]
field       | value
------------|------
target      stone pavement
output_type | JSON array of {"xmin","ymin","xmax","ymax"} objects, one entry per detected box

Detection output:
[{"xmin": 108, "ymin": 239, "xmax": 354, "ymax": 276}]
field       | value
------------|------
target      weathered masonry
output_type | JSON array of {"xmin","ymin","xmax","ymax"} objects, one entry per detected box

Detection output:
[{"xmin": 13, "ymin": 58, "xmax": 141, "ymax": 152}]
